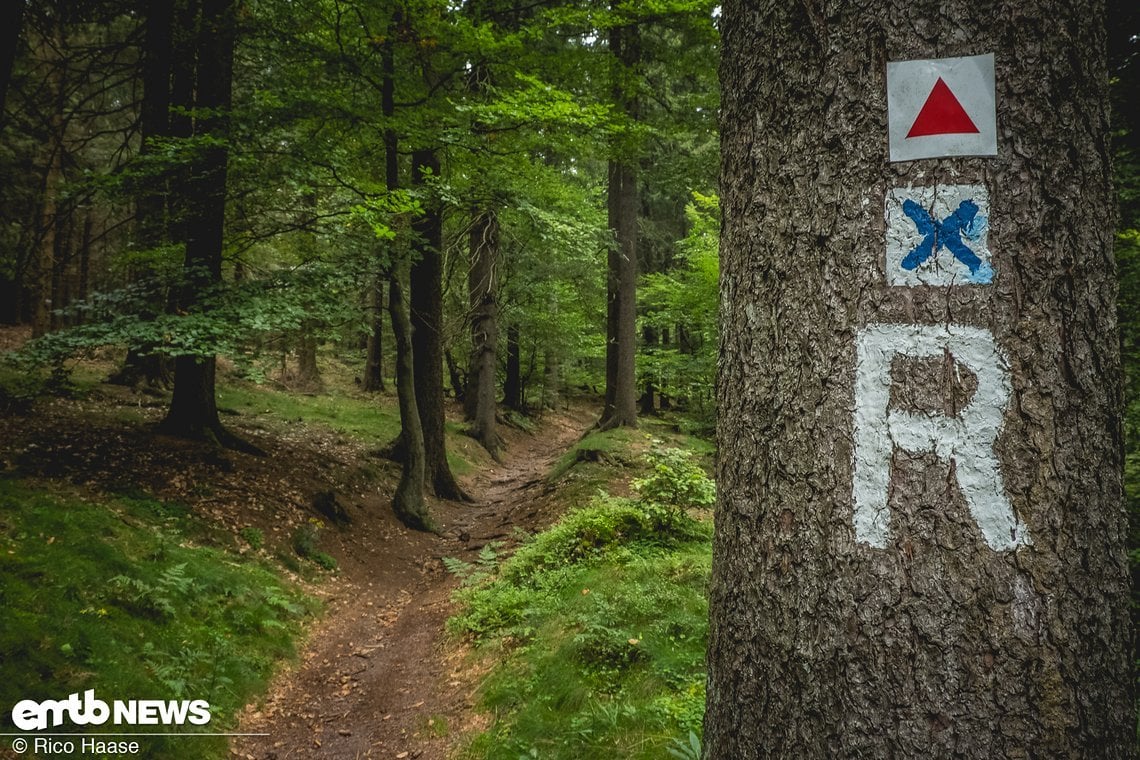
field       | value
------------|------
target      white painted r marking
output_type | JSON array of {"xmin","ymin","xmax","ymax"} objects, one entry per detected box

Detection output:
[{"xmin": 852, "ymin": 323, "xmax": 1030, "ymax": 551}]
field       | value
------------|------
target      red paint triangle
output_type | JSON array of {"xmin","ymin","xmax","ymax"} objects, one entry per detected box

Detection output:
[{"xmin": 906, "ymin": 77, "xmax": 980, "ymax": 138}]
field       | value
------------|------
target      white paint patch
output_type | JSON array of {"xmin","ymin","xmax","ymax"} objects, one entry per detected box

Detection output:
[
  {"xmin": 887, "ymin": 53, "xmax": 997, "ymax": 162},
  {"xmin": 852, "ymin": 323, "xmax": 1030, "ymax": 551},
  {"xmin": 885, "ymin": 184, "xmax": 992, "ymax": 286}
]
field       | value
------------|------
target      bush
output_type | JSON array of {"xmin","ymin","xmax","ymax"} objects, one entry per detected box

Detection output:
[{"xmin": 631, "ymin": 445, "xmax": 715, "ymax": 518}]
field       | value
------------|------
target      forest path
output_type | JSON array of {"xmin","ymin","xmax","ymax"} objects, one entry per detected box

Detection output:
[{"xmin": 231, "ymin": 404, "xmax": 594, "ymax": 760}]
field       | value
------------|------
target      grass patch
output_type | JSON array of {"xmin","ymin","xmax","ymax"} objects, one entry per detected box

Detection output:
[
  {"xmin": 451, "ymin": 446, "xmax": 714, "ymax": 759},
  {"xmin": 216, "ymin": 381, "xmax": 403, "ymax": 442},
  {"xmin": 0, "ymin": 479, "xmax": 317, "ymax": 758}
]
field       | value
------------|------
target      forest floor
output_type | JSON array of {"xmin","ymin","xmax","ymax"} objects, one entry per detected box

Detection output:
[{"xmin": 0, "ymin": 330, "xmax": 602, "ymax": 759}]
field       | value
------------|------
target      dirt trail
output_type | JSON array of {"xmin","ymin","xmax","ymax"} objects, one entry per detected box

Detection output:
[{"xmin": 231, "ymin": 407, "xmax": 592, "ymax": 760}]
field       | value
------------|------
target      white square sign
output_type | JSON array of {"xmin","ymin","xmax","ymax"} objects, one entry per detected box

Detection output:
[
  {"xmin": 887, "ymin": 53, "xmax": 997, "ymax": 162},
  {"xmin": 885, "ymin": 184, "xmax": 992, "ymax": 286}
]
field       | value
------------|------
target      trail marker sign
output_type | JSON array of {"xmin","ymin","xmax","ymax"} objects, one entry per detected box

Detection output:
[
  {"xmin": 852, "ymin": 323, "xmax": 1030, "ymax": 551},
  {"xmin": 885, "ymin": 184, "xmax": 992, "ymax": 286},
  {"xmin": 887, "ymin": 54, "xmax": 997, "ymax": 161}
]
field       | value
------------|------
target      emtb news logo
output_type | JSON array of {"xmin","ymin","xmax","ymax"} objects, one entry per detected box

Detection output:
[{"xmin": 10, "ymin": 690, "xmax": 211, "ymax": 730}]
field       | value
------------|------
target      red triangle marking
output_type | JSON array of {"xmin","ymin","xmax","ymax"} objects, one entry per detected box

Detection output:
[{"xmin": 906, "ymin": 77, "xmax": 980, "ymax": 138}]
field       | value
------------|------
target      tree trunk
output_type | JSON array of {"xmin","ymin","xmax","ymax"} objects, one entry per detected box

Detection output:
[
  {"xmin": 466, "ymin": 208, "xmax": 503, "ymax": 457},
  {"xmin": 0, "ymin": 0, "xmax": 23, "ymax": 125},
  {"xmin": 599, "ymin": 20, "xmax": 639, "ymax": 430},
  {"xmin": 705, "ymin": 2, "xmax": 1132, "ymax": 757},
  {"xmin": 364, "ymin": 12, "xmax": 399, "ymax": 395},
  {"xmin": 32, "ymin": 18, "xmax": 64, "ymax": 339},
  {"xmin": 362, "ymin": 276, "xmax": 386, "ymax": 391},
  {"xmin": 503, "ymin": 323, "xmax": 522, "ymax": 412},
  {"xmin": 445, "ymin": 348, "xmax": 464, "ymax": 401},
  {"xmin": 294, "ymin": 324, "xmax": 322, "ymax": 390},
  {"xmin": 410, "ymin": 148, "xmax": 469, "ymax": 501},
  {"xmin": 159, "ymin": 0, "xmax": 240, "ymax": 448},
  {"xmin": 388, "ymin": 259, "xmax": 434, "ymax": 532},
  {"xmin": 113, "ymin": 0, "xmax": 175, "ymax": 388},
  {"xmin": 543, "ymin": 348, "xmax": 560, "ymax": 410},
  {"xmin": 639, "ymin": 324, "xmax": 657, "ymax": 415}
]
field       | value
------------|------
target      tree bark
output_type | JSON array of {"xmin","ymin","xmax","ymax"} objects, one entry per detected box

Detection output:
[
  {"xmin": 705, "ymin": 1, "xmax": 1132, "ymax": 757},
  {"xmin": 466, "ymin": 208, "xmax": 503, "ymax": 457},
  {"xmin": 599, "ymin": 20, "xmax": 639, "ymax": 430},
  {"xmin": 410, "ymin": 148, "xmax": 469, "ymax": 501}
]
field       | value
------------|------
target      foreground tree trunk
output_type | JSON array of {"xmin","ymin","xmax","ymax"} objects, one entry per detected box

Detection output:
[
  {"xmin": 410, "ymin": 149, "xmax": 469, "ymax": 501},
  {"xmin": 705, "ymin": 1, "xmax": 1132, "ymax": 757}
]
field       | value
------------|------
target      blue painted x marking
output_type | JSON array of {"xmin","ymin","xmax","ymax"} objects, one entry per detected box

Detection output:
[{"xmin": 900, "ymin": 199, "xmax": 992, "ymax": 283}]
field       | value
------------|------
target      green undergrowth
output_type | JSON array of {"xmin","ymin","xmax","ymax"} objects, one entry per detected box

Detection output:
[
  {"xmin": 0, "ymin": 478, "xmax": 317, "ymax": 759},
  {"xmin": 450, "ymin": 445, "xmax": 714, "ymax": 759}
]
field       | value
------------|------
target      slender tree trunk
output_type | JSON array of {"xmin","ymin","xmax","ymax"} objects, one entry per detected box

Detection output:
[
  {"xmin": 389, "ymin": 259, "xmax": 433, "ymax": 531},
  {"xmin": 294, "ymin": 325, "xmax": 322, "ymax": 390},
  {"xmin": 32, "ymin": 18, "xmax": 64, "ymax": 339},
  {"xmin": 33, "ymin": 145, "xmax": 60, "ymax": 338},
  {"xmin": 639, "ymin": 324, "xmax": 657, "ymax": 415},
  {"xmin": 599, "ymin": 20, "xmax": 639, "ymax": 430},
  {"xmin": 445, "ymin": 349, "xmax": 464, "ymax": 401},
  {"xmin": 410, "ymin": 148, "xmax": 469, "ymax": 501},
  {"xmin": 543, "ymin": 349, "xmax": 560, "ymax": 410},
  {"xmin": 705, "ymin": 1, "xmax": 1132, "ymax": 757},
  {"xmin": 365, "ymin": 13, "xmax": 400, "ymax": 394},
  {"xmin": 362, "ymin": 276, "xmax": 386, "ymax": 391},
  {"xmin": 76, "ymin": 208, "xmax": 92, "ymax": 308},
  {"xmin": 466, "ymin": 209, "xmax": 503, "ymax": 457},
  {"xmin": 503, "ymin": 322, "xmax": 522, "ymax": 412},
  {"xmin": 160, "ymin": 0, "xmax": 242, "ymax": 448},
  {"xmin": 464, "ymin": 42, "xmax": 504, "ymax": 456},
  {"xmin": 114, "ymin": 0, "xmax": 175, "ymax": 387},
  {"xmin": 0, "ymin": 0, "xmax": 23, "ymax": 125}
]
